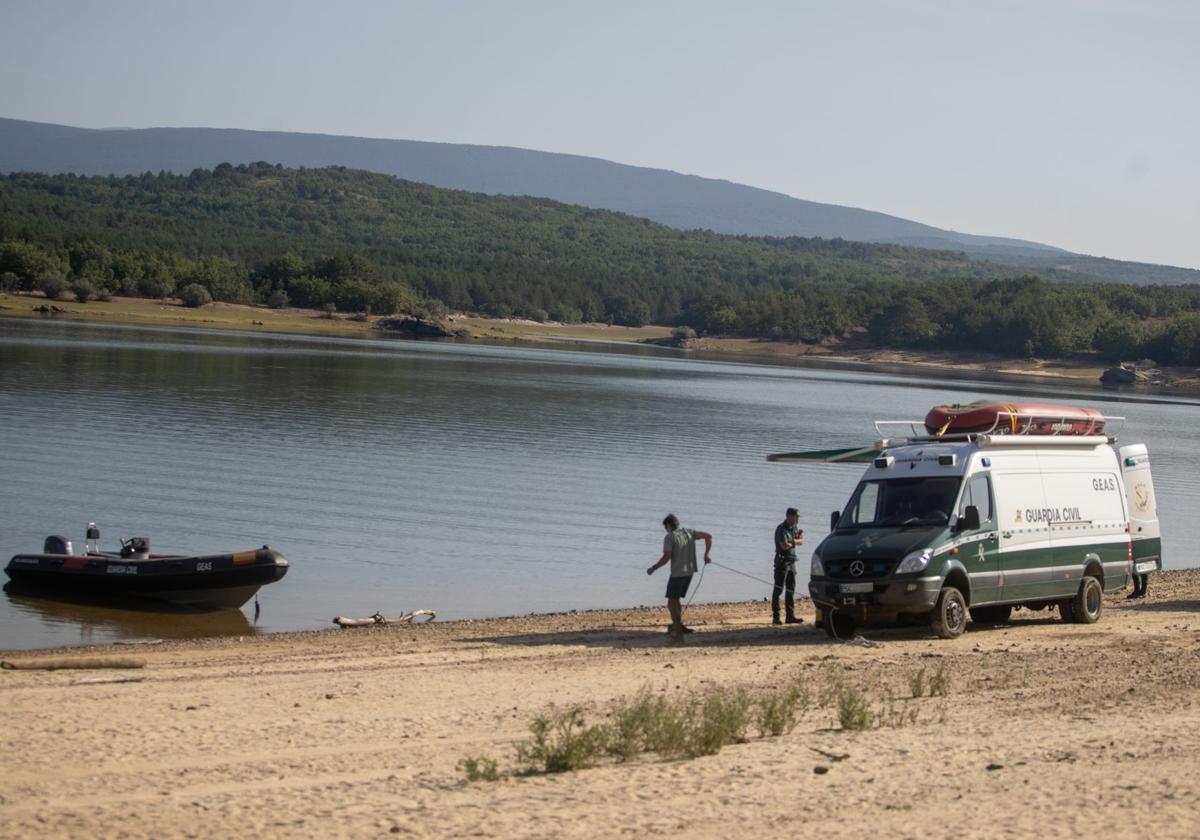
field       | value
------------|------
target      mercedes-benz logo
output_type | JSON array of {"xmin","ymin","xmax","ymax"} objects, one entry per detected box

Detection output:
[{"xmin": 850, "ymin": 560, "xmax": 865, "ymax": 577}]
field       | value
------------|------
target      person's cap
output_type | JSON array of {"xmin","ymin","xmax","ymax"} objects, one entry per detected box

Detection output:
[{"xmin": 786, "ymin": 507, "xmax": 799, "ymax": 516}]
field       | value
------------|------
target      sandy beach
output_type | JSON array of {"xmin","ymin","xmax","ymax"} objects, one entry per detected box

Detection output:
[{"xmin": 3, "ymin": 570, "xmax": 1199, "ymax": 838}]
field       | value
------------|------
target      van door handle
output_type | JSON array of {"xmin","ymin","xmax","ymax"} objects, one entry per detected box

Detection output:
[{"xmin": 1001, "ymin": 531, "xmax": 1013, "ymax": 539}]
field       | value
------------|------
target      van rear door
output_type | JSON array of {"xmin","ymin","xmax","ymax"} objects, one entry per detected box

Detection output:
[{"xmin": 1120, "ymin": 444, "xmax": 1161, "ymax": 573}]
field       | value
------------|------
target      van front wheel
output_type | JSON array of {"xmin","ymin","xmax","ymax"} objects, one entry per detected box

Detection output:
[
  {"xmin": 1070, "ymin": 576, "xmax": 1103, "ymax": 624},
  {"xmin": 931, "ymin": 587, "xmax": 968, "ymax": 639}
]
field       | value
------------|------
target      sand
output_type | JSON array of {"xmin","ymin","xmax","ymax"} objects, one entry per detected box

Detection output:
[{"xmin": 3, "ymin": 572, "xmax": 1200, "ymax": 839}]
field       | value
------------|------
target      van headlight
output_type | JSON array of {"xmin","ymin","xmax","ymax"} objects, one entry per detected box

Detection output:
[
  {"xmin": 811, "ymin": 551, "xmax": 825, "ymax": 578},
  {"xmin": 897, "ymin": 548, "xmax": 932, "ymax": 574}
]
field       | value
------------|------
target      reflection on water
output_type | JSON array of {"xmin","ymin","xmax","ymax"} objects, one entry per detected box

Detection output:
[
  {"xmin": 2, "ymin": 319, "xmax": 1198, "ymax": 650},
  {"xmin": 3, "ymin": 584, "xmax": 256, "ymax": 644}
]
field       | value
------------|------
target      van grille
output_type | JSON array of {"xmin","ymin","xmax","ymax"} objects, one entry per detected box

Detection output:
[{"xmin": 824, "ymin": 558, "xmax": 895, "ymax": 580}]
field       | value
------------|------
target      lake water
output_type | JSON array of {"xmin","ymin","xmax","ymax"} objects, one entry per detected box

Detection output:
[{"xmin": 2, "ymin": 318, "xmax": 1198, "ymax": 650}]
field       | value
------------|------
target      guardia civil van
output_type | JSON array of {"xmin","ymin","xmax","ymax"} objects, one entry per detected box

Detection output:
[{"xmin": 769, "ymin": 402, "xmax": 1161, "ymax": 639}]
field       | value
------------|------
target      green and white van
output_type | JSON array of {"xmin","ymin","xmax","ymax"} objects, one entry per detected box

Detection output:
[{"xmin": 799, "ymin": 432, "xmax": 1160, "ymax": 639}]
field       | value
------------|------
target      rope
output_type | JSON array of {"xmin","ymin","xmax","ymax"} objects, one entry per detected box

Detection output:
[
  {"xmin": 682, "ymin": 559, "xmax": 707, "ymax": 614},
  {"xmin": 706, "ymin": 559, "xmax": 780, "ymax": 589}
]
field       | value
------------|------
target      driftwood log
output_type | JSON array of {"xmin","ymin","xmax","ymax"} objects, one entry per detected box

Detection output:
[
  {"xmin": 332, "ymin": 609, "xmax": 436, "ymax": 628},
  {"xmin": 1, "ymin": 658, "xmax": 146, "ymax": 671}
]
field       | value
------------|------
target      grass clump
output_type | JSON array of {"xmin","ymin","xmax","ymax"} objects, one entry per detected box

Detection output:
[
  {"xmin": 609, "ymin": 689, "xmax": 685, "ymax": 760},
  {"xmin": 876, "ymin": 688, "xmax": 921, "ymax": 728},
  {"xmin": 755, "ymin": 684, "xmax": 810, "ymax": 737},
  {"xmin": 908, "ymin": 666, "xmax": 927, "ymax": 698},
  {"xmin": 516, "ymin": 706, "xmax": 611, "ymax": 774},
  {"xmin": 929, "ymin": 664, "xmax": 951, "ymax": 697},
  {"xmin": 509, "ymin": 679, "xmax": 823, "ymax": 776},
  {"xmin": 606, "ymin": 685, "xmax": 762, "ymax": 761},
  {"xmin": 457, "ymin": 754, "xmax": 501, "ymax": 782},
  {"xmin": 689, "ymin": 686, "xmax": 752, "ymax": 756},
  {"xmin": 836, "ymin": 683, "xmax": 875, "ymax": 731}
]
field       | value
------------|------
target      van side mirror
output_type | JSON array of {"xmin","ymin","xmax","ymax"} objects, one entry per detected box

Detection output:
[
  {"xmin": 959, "ymin": 505, "xmax": 981, "ymax": 532},
  {"xmin": 830, "ymin": 511, "xmax": 840, "ymax": 531}
]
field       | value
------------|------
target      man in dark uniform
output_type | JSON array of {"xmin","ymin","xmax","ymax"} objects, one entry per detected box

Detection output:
[{"xmin": 772, "ymin": 507, "xmax": 804, "ymax": 625}]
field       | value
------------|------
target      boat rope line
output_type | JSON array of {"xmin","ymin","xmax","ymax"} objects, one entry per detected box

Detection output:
[
  {"xmin": 680, "ymin": 558, "xmax": 802, "ymax": 626},
  {"xmin": 707, "ymin": 559, "xmax": 781, "ymax": 589}
]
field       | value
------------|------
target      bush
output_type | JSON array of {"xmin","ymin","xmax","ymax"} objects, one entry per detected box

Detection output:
[
  {"xmin": 876, "ymin": 688, "xmax": 920, "ymax": 728},
  {"xmin": 267, "ymin": 289, "xmax": 290, "ymax": 309},
  {"xmin": 286, "ymin": 275, "xmax": 332, "ymax": 309},
  {"xmin": 516, "ymin": 706, "xmax": 610, "ymax": 774},
  {"xmin": 688, "ymin": 687, "xmax": 752, "ymax": 756},
  {"xmin": 321, "ymin": 302, "xmax": 337, "ymax": 319},
  {"xmin": 138, "ymin": 276, "xmax": 175, "ymax": 299},
  {"xmin": 71, "ymin": 278, "xmax": 98, "ymax": 303},
  {"xmin": 607, "ymin": 689, "xmax": 687, "ymax": 760},
  {"xmin": 836, "ymin": 684, "xmax": 874, "ymax": 731},
  {"xmin": 334, "ymin": 279, "xmax": 377, "ymax": 313},
  {"xmin": 929, "ymin": 664, "xmax": 950, "ymax": 697},
  {"xmin": 177, "ymin": 283, "xmax": 212, "ymax": 308},
  {"xmin": 549, "ymin": 303, "xmax": 583, "ymax": 323},
  {"xmin": 908, "ymin": 667, "xmax": 927, "ymax": 699},
  {"xmin": 368, "ymin": 282, "xmax": 411, "ymax": 316},
  {"xmin": 606, "ymin": 686, "xmax": 754, "ymax": 761},
  {"xmin": 37, "ymin": 274, "xmax": 68, "ymax": 300},
  {"xmin": 0, "ymin": 271, "xmax": 18, "ymax": 293},
  {"xmin": 755, "ymin": 685, "xmax": 808, "ymax": 737},
  {"xmin": 671, "ymin": 326, "xmax": 697, "ymax": 341},
  {"xmin": 409, "ymin": 297, "xmax": 447, "ymax": 322},
  {"xmin": 457, "ymin": 754, "xmax": 500, "ymax": 782}
]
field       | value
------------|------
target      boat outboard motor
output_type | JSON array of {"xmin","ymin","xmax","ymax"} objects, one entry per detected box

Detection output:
[
  {"xmin": 119, "ymin": 536, "xmax": 150, "ymax": 560},
  {"xmin": 86, "ymin": 522, "xmax": 100, "ymax": 554},
  {"xmin": 44, "ymin": 535, "xmax": 73, "ymax": 555}
]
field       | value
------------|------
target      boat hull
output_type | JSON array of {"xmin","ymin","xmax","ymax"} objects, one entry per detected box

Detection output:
[
  {"xmin": 4, "ymin": 547, "xmax": 289, "ymax": 610},
  {"xmin": 924, "ymin": 401, "xmax": 1106, "ymax": 437}
]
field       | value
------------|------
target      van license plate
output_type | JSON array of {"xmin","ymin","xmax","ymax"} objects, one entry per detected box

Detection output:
[
  {"xmin": 1135, "ymin": 561, "xmax": 1157, "ymax": 574},
  {"xmin": 839, "ymin": 583, "xmax": 873, "ymax": 594}
]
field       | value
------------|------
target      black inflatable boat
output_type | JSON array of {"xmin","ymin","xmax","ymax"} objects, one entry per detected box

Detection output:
[{"xmin": 4, "ymin": 531, "xmax": 289, "ymax": 609}]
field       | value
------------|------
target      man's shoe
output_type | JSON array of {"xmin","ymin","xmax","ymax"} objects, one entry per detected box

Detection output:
[
  {"xmin": 772, "ymin": 615, "xmax": 783, "ymax": 626},
  {"xmin": 785, "ymin": 615, "xmax": 804, "ymax": 624},
  {"xmin": 666, "ymin": 625, "xmax": 696, "ymax": 633}
]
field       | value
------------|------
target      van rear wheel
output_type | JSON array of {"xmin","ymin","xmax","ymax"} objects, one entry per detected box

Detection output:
[
  {"xmin": 1069, "ymin": 576, "xmax": 1103, "ymax": 624},
  {"xmin": 931, "ymin": 587, "xmax": 968, "ymax": 639}
]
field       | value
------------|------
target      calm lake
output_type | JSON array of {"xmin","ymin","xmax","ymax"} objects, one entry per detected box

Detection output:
[{"xmin": 2, "ymin": 318, "xmax": 1197, "ymax": 650}]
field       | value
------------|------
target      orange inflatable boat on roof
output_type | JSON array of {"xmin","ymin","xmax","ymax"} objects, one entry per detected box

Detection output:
[{"xmin": 924, "ymin": 401, "xmax": 1106, "ymax": 437}]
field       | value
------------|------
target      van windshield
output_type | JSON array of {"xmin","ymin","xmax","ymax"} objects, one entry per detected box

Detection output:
[{"xmin": 838, "ymin": 476, "xmax": 962, "ymax": 529}]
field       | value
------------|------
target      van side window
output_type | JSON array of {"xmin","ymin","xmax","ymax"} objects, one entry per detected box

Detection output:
[
  {"xmin": 961, "ymin": 475, "xmax": 994, "ymax": 525},
  {"xmin": 847, "ymin": 482, "xmax": 880, "ymax": 526}
]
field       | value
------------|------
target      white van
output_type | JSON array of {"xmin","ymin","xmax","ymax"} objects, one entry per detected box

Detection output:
[{"xmin": 771, "ymin": 416, "xmax": 1160, "ymax": 639}]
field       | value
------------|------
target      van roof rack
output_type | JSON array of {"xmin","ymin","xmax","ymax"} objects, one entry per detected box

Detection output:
[{"xmin": 874, "ymin": 412, "xmax": 1125, "ymax": 440}]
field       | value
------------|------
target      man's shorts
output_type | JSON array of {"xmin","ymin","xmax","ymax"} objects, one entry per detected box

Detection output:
[{"xmin": 666, "ymin": 574, "xmax": 693, "ymax": 599}]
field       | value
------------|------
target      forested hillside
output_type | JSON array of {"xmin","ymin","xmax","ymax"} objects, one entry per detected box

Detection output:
[{"xmin": 3, "ymin": 163, "xmax": 1200, "ymax": 365}]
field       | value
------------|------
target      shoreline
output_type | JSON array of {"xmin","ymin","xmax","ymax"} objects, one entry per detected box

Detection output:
[
  {"xmin": 5, "ymin": 563, "xmax": 1198, "ymax": 657},
  {"xmin": 3, "ymin": 569, "xmax": 1199, "ymax": 837},
  {"xmin": 5, "ymin": 291, "xmax": 1197, "ymax": 394}
]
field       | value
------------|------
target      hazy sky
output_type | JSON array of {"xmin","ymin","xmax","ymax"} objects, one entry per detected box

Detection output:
[{"xmin": 3, "ymin": 0, "xmax": 1198, "ymax": 268}]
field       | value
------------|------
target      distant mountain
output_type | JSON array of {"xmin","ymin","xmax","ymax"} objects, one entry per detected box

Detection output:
[{"xmin": 2, "ymin": 116, "xmax": 1196, "ymax": 285}]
